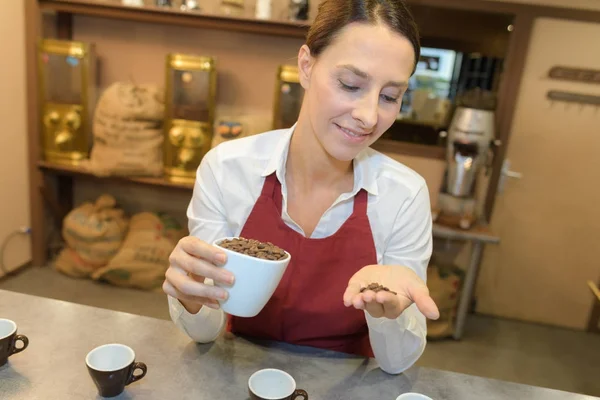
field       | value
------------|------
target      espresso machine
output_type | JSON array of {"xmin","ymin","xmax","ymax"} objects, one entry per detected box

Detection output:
[{"xmin": 433, "ymin": 89, "xmax": 498, "ymax": 230}]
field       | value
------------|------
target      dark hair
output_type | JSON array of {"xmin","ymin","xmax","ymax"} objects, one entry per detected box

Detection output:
[{"xmin": 306, "ymin": 0, "xmax": 421, "ymax": 73}]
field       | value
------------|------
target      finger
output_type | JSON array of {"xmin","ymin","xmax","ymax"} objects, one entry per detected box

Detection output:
[
  {"xmin": 364, "ymin": 296, "xmax": 385, "ymax": 318},
  {"xmin": 378, "ymin": 292, "xmax": 404, "ymax": 319},
  {"xmin": 351, "ymin": 294, "xmax": 365, "ymax": 310},
  {"xmin": 163, "ymin": 280, "xmax": 220, "ymax": 309},
  {"xmin": 408, "ymin": 285, "xmax": 440, "ymax": 320},
  {"xmin": 178, "ymin": 236, "xmax": 228, "ymax": 266},
  {"xmin": 162, "ymin": 281, "xmax": 220, "ymax": 310},
  {"xmin": 343, "ymin": 281, "xmax": 362, "ymax": 307},
  {"xmin": 175, "ymin": 251, "xmax": 234, "ymax": 285},
  {"xmin": 165, "ymin": 267, "xmax": 228, "ymax": 301},
  {"xmin": 361, "ymin": 290, "xmax": 377, "ymax": 303}
]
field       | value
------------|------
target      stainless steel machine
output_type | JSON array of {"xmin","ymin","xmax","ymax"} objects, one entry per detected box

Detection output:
[{"xmin": 433, "ymin": 89, "xmax": 499, "ymax": 229}]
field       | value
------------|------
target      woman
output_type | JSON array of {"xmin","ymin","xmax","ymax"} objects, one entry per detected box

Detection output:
[{"xmin": 163, "ymin": 0, "xmax": 440, "ymax": 374}]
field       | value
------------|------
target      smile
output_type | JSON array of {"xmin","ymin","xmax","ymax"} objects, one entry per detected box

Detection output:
[{"xmin": 335, "ymin": 124, "xmax": 371, "ymax": 141}]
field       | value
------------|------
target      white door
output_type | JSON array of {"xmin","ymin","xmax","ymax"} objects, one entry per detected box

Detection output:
[{"xmin": 476, "ymin": 17, "xmax": 600, "ymax": 330}]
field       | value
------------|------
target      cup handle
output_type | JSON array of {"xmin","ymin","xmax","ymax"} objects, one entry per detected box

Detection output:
[
  {"xmin": 11, "ymin": 335, "xmax": 29, "ymax": 355},
  {"xmin": 293, "ymin": 389, "xmax": 308, "ymax": 400},
  {"xmin": 127, "ymin": 362, "xmax": 147, "ymax": 385}
]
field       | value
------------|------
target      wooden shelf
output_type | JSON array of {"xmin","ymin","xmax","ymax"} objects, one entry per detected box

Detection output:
[
  {"xmin": 38, "ymin": 160, "xmax": 194, "ymax": 191},
  {"xmin": 394, "ymin": 117, "xmax": 446, "ymax": 130},
  {"xmin": 40, "ymin": 0, "xmax": 310, "ymax": 38},
  {"xmin": 370, "ymin": 139, "xmax": 445, "ymax": 160}
]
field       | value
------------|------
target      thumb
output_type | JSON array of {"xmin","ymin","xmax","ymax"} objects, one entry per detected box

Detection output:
[{"xmin": 408, "ymin": 284, "xmax": 440, "ymax": 320}]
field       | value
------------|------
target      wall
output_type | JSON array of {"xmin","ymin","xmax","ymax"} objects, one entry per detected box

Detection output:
[
  {"xmin": 482, "ymin": 0, "xmax": 600, "ymax": 11},
  {"xmin": 66, "ymin": 16, "xmax": 303, "ymax": 218},
  {"xmin": 0, "ymin": 0, "xmax": 31, "ymax": 276},
  {"xmin": 72, "ymin": 16, "xmax": 305, "ymax": 130}
]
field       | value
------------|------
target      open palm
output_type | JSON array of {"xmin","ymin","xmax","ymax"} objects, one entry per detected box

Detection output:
[{"xmin": 343, "ymin": 264, "xmax": 440, "ymax": 320}]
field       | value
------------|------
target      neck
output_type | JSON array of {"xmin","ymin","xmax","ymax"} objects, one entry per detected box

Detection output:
[{"xmin": 286, "ymin": 118, "xmax": 353, "ymax": 194}]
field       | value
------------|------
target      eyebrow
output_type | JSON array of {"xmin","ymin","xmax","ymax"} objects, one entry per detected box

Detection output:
[{"xmin": 338, "ymin": 64, "xmax": 409, "ymax": 89}]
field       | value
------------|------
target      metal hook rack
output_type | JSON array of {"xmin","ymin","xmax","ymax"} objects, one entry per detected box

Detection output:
[{"xmin": 547, "ymin": 90, "xmax": 600, "ymax": 107}]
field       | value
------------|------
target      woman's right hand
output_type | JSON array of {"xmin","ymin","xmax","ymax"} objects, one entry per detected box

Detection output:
[{"xmin": 163, "ymin": 236, "xmax": 235, "ymax": 314}]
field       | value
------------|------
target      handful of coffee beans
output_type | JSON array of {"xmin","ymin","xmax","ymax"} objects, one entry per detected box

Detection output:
[
  {"xmin": 217, "ymin": 237, "xmax": 288, "ymax": 261},
  {"xmin": 360, "ymin": 282, "xmax": 397, "ymax": 295}
]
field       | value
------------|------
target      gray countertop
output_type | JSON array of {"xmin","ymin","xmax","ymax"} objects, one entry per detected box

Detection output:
[{"xmin": 0, "ymin": 289, "xmax": 595, "ymax": 400}]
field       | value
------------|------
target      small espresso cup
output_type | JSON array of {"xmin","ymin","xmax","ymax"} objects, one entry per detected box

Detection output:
[
  {"xmin": 85, "ymin": 343, "xmax": 147, "ymax": 398},
  {"xmin": 248, "ymin": 368, "xmax": 308, "ymax": 400},
  {"xmin": 0, "ymin": 318, "xmax": 29, "ymax": 367},
  {"xmin": 396, "ymin": 393, "xmax": 433, "ymax": 400}
]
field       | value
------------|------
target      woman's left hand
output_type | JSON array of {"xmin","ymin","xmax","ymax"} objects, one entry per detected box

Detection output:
[{"xmin": 343, "ymin": 265, "xmax": 440, "ymax": 320}]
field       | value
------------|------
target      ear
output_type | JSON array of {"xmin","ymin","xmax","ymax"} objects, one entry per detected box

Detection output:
[{"xmin": 297, "ymin": 44, "xmax": 314, "ymax": 90}]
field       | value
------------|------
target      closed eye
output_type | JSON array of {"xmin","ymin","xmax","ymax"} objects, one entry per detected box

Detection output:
[
  {"xmin": 338, "ymin": 80, "xmax": 359, "ymax": 92},
  {"xmin": 381, "ymin": 94, "xmax": 399, "ymax": 103}
]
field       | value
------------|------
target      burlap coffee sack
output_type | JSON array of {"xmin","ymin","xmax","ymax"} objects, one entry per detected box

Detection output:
[
  {"xmin": 91, "ymin": 212, "xmax": 184, "ymax": 291},
  {"xmin": 87, "ymin": 134, "xmax": 164, "ymax": 177},
  {"xmin": 95, "ymin": 81, "xmax": 164, "ymax": 122},
  {"xmin": 129, "ymin": 212, "xmax": 186, "ymax": 244},
  {"xmin": 91, "ymin": 230, "xmax": 174, "ymax": 290},
  {"xmin": 83, "ymin": 81, "xmax": 165, "ymax": 177},
  {"xmin": 426, "ymin": 264, "xmax": 463, "ymax": 339},
  {"xmin": 93, "ymin": 111, "xmax": 163, "ymax": 145},
  {"xmin": 62, "ymin": 194, "xmax": 129, "ymax": 268},
  {"xmin": 53, "ymin": 247, "xmax": 100, "ymax": 279}
]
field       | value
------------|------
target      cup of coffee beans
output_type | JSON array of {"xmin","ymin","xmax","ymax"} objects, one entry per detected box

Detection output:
[
  {"xmin": 217, "ymin": 238, "xmax": 288, "ymax": 261},
  {"xmin": 213, "ymin": 237, "xmax": 292, "ymax": 317}
]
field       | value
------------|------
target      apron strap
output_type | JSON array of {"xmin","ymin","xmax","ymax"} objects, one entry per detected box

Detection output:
[
  {"xmin": 353, "ymin": 189, "xmax": 369, "ymax": 216},
  {"xmin": 261, "ymin": 173, "xmax": 279, "ymax": 199}
]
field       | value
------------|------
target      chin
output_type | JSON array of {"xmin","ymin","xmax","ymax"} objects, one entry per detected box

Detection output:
[{"xmin": 323, "ymin": 139, "xmax": 366, "ymax": 162}]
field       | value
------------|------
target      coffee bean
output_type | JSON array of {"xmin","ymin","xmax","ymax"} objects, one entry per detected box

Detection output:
[
  {"xmin": 360, "ymin": 282, "xmax": 397, "ymax": 295},
  {"xmin": 218, "ymin": 238, "xmax": 288, "ymax": 261}
]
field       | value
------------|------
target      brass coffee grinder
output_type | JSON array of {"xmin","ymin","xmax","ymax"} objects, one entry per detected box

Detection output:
[
  {"xmin": 163, "ymin": 54, "xmax": 217, "ymax": 183},
  {"xmin": 272, "ymin": 65, "xmax": 304, "ymax": 130},
  {"xmin": 38, "ymin": 39, "xmax": 96, "ymax": 166}
]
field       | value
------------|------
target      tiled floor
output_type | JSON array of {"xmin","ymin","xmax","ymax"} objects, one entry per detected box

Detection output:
[{"xmin": 1, "ymin": 265, "xmax": 599, "ymax": 397}]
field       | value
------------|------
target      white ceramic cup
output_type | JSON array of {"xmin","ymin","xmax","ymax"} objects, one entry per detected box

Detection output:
[
  {"xmin": 248, "ymin": 369, "xmax": 308, "ymax": 400},
  {"xmin": 213, "ymin": 237, "xmax": 291, "ymax": 318},
  {"xmin": 0, "ymin": 319, "xmax": 17, "ymax": 340},
  {"xmin": 396, "ymin": 393, "xmax": 433, "ymax": 400}
]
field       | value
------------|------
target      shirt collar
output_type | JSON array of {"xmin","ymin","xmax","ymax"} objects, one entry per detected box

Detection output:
[
  {"xmin": 261, "ymin": 123, "xmax": 379, "ymax": 196},
  {"xmin": 353, "ymin": 149, "xmax": 379, "ymax": 196},
  {"xmin": 261, "ymin": 124, "xmax": 294, "ymax": 179}
]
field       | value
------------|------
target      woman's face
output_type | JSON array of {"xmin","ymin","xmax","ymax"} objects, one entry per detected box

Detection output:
[{"xmin": 298, "ymin": 22, "xmax": 415, "ymax": 162}]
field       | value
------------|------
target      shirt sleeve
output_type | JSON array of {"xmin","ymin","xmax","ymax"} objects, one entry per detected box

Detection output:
[
  {"xmin": 168, "ymin": 149, "xmax": 232, "ymax": 342},
  {"xmin": 168, "ymin": 294, "xmax": 227, "ymax": 343},
  {"xmin": 187, "ymin": 148, "xmax": 233, "ymax": 242},
  {"xmin": 367, "ymin": 182, "xmax": 433, "ymax": 374}
]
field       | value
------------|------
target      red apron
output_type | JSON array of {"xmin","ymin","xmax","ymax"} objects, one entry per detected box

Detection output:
[{"xmin": 229, "ymin": 173, "xmax": 377, "ymax": 357}]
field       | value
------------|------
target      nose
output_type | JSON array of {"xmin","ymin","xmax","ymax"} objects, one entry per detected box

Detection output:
[{"xmin": 351, "ymin": 93, "xmax": 378, "ymax": 130}]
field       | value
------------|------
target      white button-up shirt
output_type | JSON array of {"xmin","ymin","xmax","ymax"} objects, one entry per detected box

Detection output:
[{"xmin": 168, "ymin": 125, "xmax": 433, "ymax": 374}]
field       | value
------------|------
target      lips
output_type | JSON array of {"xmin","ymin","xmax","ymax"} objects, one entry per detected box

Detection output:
[{"xmin": 335, "ymin": 124, "xmax": 371, "ymax": 142}]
